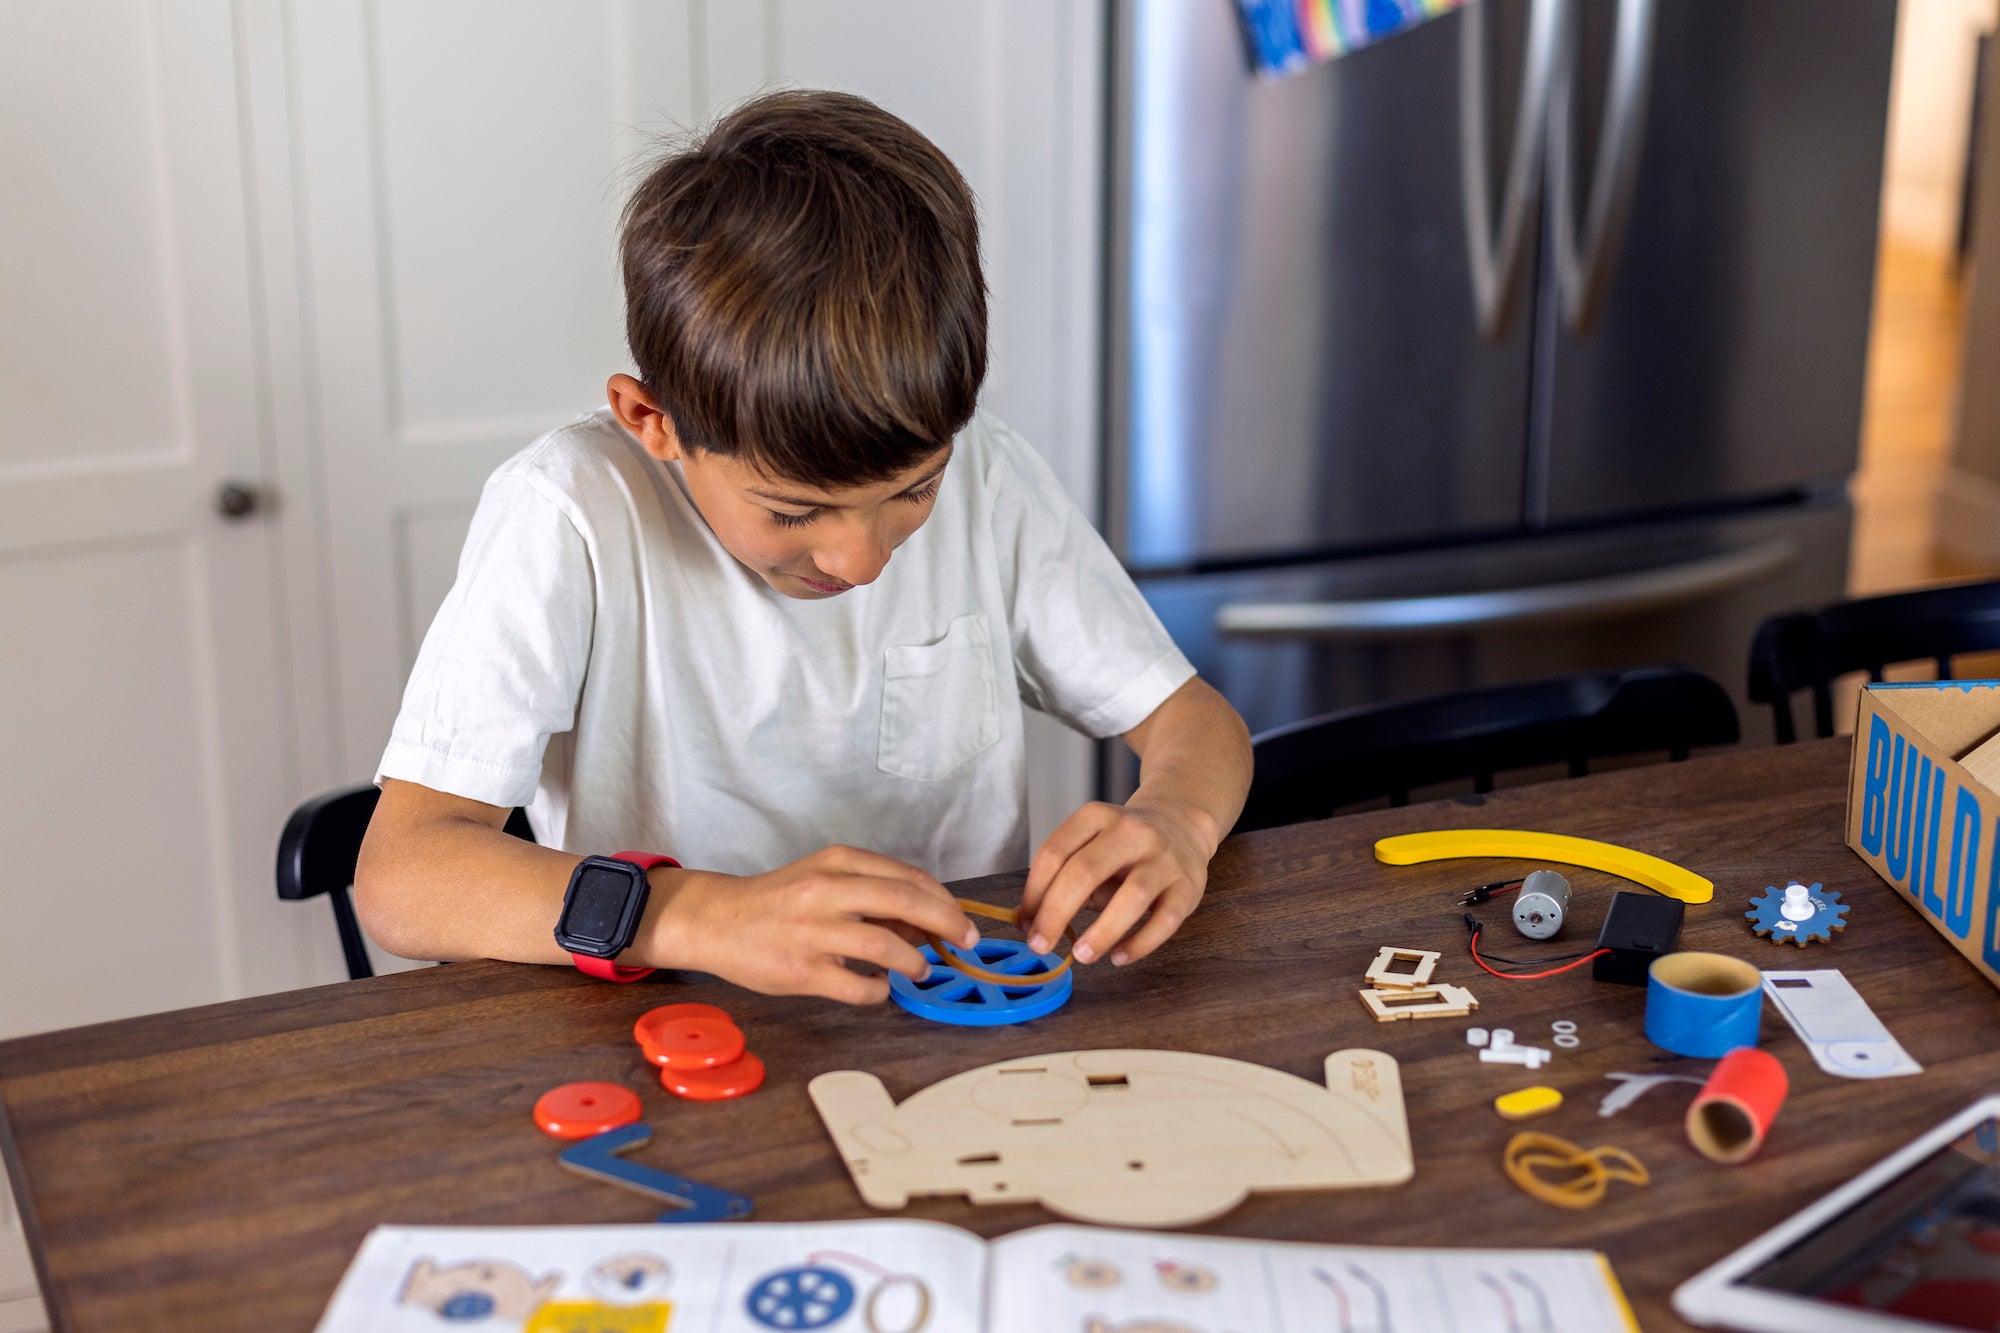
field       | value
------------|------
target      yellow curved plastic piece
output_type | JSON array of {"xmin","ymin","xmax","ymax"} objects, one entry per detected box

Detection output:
[{"xmin": 1372, "ymin": 829, "xmax": 1713, "ymax": 904}]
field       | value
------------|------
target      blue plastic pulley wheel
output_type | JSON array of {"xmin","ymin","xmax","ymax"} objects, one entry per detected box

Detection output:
[
  {"xmin": 888, "ymin": 938, "xmax": 1073, "ymax": 1026},
  {"xmin": 743, "ymin": 1264, "xmax": 855, "ymax": 1330}
]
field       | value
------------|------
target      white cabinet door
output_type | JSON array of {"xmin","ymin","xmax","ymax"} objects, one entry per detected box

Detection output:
[
  {"xmin": 0, "ymin": 1, "xmax": 315, "ymax": 1039},
  {"xmin": 0, "ymin": 1185, "xmax": 43, "ymax": 1333},
  {"xmin": 285, "ymin": 2, "xmax": 697, "ymax": 823}
]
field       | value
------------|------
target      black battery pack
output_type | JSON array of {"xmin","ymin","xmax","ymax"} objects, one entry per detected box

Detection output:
[{"xmin": 1592, "ymin": 890, "xmax": 1685, "ymax": 985}]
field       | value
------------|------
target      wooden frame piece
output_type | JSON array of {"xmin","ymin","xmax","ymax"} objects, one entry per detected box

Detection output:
[
  {"xmin": 1358, "ymin": 983, "xmax": 1479, "ymax": 1023},
  {"xmin": 1363, "ymin": 946, "xmax": 1440, "ymax": 990},
  {"xmin": 809, "ymin": 1048, "xmax": 1413, "ymax": 1227}
]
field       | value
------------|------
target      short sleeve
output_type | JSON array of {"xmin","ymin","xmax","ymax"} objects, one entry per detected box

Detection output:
[
  {"xmin": 986, "ymin": 420, "xmax": 1195, "ymax": 739},
  {"xmin": 375, "ymin": 470, "xmax": 595, "ymax": 807}
]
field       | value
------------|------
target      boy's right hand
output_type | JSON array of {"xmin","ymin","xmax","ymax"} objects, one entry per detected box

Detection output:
[{"xmin": 650, "ymin": 846, "xmax": 978, "ymax": 1005}]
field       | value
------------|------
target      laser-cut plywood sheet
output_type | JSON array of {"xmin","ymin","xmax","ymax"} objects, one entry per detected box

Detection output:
[{"xmin": 809, "ymin": 1048, "xmax": 1412, "ymax": 1228}]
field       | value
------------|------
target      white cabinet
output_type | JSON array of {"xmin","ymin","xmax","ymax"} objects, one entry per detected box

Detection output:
[
  {"xmin": 0, "ymin": 1, "xmax": 320, "ymax": 1041},
  {"xmin": 0, "ymin": 1184, "xmax": 41, "ymax": 1332}
]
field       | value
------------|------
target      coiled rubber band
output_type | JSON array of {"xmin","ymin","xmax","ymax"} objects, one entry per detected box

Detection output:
[{"xmin": 1503, "ymin": 1131, "xmax": 1650, "ymax": 1209}]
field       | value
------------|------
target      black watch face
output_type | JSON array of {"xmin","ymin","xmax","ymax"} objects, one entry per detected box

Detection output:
[{"xmin": 563, "ymin": 862, "xmax": 639, "ymax": 951}]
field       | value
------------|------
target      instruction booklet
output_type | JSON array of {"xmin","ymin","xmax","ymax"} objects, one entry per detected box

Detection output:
[{"xmin": 316, "ymin": 1216, "xmax": 1639, "ymax": 1332}]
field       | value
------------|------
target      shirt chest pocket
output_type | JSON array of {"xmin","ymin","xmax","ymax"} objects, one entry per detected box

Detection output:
[{"xmin": 878, "ymin": 613, "xmax": 1001, "ymax": 782}]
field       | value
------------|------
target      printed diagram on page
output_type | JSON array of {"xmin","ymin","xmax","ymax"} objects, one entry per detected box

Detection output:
[
  {"xmin": 319, "ymin": 1221, "xmax": 1634, "ymax": 1333},
  {"xmin": 1311, "ymin": 1264, "xmax": 1391, "ymax": 1333},
  {"xmin": 988, "ymin": 1226, "xmax": 1633, "ymax": 1333},
  {"xmin": 740, "ymin": 1251, "xmax": 933, "ymax": 1332},
  {"xmin": 396, "ymin": 1252, "xmax": 675, "ymax": 1332},
  {"xmin": 316, "ymin": 1222, "xmax": 984, "ymax": 1333}
]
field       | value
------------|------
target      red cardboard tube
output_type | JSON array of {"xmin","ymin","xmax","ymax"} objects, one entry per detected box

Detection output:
[{"xmin": 1686, "ymin": 1047, "xmax": 1790, "ymax": 1164}]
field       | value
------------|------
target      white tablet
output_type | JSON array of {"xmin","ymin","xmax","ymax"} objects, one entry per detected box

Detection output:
[{"xmin": 1674, "ymin": 1095, "xmax": 2000, "ymax": 1331}]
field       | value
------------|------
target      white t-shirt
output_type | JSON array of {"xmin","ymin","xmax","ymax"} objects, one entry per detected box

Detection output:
[{"xmin": 377, "ymin": 407, "xmax": 1195, "ymax": 881}]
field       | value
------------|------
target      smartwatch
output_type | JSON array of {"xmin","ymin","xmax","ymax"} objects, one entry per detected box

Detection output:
[{"xmin": 556, "ymin": 851, "xmax": 678, "ymax": 982}]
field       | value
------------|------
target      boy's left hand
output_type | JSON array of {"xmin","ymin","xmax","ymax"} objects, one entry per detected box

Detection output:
[{"xmin": 1019, "ymin": 797, "xmax": 1221, "ymax": 967}]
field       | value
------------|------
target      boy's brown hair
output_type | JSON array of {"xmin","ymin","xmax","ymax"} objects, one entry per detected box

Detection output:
[{"xmin": 620, "ymin": 90, "xmax": 987, "ymax": 489}]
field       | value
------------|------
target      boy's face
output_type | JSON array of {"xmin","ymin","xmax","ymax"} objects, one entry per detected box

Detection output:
[{"xmin": 609, "ymin": 375, "xmax": 949, "ymax": 599}]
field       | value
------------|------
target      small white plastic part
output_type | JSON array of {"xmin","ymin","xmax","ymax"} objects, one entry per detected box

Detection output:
[
  {"xmin": 1490, "ymin": 1028, "xmax": 1516, "ymax": 1049},
  {"xmin": 1551, "ymin": 1019, "xmax": 1578, "ymax": 1035},
  {"xmin": 1466, "ymin": 1026, "xmax": 1490, "ymax": 1047},
  {"xmin": 1780, "ymin": 881, "xmax": 1817, "ymax": 923},
  {"xmin": 1479, "ymin": 1044, "xmax": 1551, "ymax": 1068},
  {"xmin": 1598, "ymin": 1071, "xmax": 1706, "ymax": 1116},
  {"xmin": 1553, "ymin": 1033, "xmax": 1581, "ymax": 1049}
]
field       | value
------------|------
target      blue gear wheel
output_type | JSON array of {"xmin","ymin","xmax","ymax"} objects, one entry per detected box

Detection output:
[
  {"xmin": 743, "ymin": 1264, "xmax": 855, "ymax": 1329},
  {"xmin": 1746, "ymin": 882, "xmax": 1849, "ymax": 946},
  {"xmin": 888, "ymin": 939, "xmax": 1073, "ymax": 1026}
]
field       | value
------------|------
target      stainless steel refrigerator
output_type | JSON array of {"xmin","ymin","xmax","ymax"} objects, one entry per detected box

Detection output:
[{"xmin": 1106, "ymin": 0, "xmax": 1899, "ymax": 756}]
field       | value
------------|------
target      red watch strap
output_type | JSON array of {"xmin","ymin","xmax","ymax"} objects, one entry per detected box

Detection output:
[
  {"xmin": 570, "ymin": 852, "xmax": 679, "ymax": 983},
  {"xmin": 573, "ymin": 954, "xmax": 655, "ymax": 982}
]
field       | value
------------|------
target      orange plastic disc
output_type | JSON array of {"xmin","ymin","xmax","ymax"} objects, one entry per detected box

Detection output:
[
  {"xmin": 635, "ymin": 1013, "xmax": 746, "ymax": 1070},
  {"xmin": 532, "ymin": 1081, "xmax": 643, "ymax": 1139},
  {"xmin": 632, "ymin": 1003, "xmax": 735, "ymax": 1049},
  {"xmin": 662, "ymin": 1051, "xmax": 765, "ymax": 1101}
]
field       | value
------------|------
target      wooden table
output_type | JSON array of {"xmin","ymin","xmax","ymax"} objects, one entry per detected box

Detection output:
[{"xmin": 5, "ymin": 737, "xmax": 1999, "ymax": 1332}]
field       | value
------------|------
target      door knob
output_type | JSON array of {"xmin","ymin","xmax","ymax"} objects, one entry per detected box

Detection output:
[{"xmin": 214, "ymin": 481, "xmax": 261, "ymax": 519}]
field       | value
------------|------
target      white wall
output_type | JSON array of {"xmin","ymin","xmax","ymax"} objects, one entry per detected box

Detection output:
[{"xmin": 1881, "ymin": 0, "xmax": 1999, "ymax": 250}]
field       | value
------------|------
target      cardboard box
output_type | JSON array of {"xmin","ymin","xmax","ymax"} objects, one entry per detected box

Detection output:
[{"xmin": 1846, "ymin": 681, "xmax": 2000, "ymax": 992}]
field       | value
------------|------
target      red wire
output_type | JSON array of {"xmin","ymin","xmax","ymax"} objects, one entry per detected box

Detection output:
[{"xmin": 1468, "ymin": 928, "xmax": 1610, "ymax": 980}]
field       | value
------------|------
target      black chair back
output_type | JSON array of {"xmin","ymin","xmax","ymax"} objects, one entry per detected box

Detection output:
[
  {"xmin": 1239, "ymin": 665, "xmax": 1739, "ymax": 832},
  {"xmin": 1749, "ymin": 579, "xmax": 2000, "ymax": 742},
  {"xmin": 277, "ymin": 786, "xmax": 534, "ymax": 980}
]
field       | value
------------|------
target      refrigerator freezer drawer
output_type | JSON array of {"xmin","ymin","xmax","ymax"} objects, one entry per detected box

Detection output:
[
  {"xmin": 1138, "ymin": 501, "xmax": 1848, "ymax": 746},
  {"xmin": 1215, "ymin": 537, "xmax": 1792, "ymax": 637}
]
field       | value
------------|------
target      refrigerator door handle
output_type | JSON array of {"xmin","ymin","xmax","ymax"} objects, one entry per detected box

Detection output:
[
  {"xmin": 1460, "ymin": 0, "xmax": 1565, "ymax": 342},
  {"xmin": 1549, "ymin": 0, "xmax": 1657, "ymax": 335},
  {"xmin": 1214, "ymin": 538, "xmax": 1796, "ymax": 639}
]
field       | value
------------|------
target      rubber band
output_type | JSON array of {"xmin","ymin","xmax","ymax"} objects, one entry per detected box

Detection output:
[
  {"xmin": 925, "ymin": 899, "xmax": 1074, "ymax": 987},
  {"xmin": 1503, "ymin": 1131, "xmax": 1650, "ymax": 1209}
]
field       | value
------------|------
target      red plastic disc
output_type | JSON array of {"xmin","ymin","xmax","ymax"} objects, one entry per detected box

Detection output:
[
  {"xmin": 631, "ymin": 1003, "xmax": 735, "ymax": 1049},
  {"xmin": 532, "ymin": 1081, "xmax": 643, "ymax": 1139},
  {"xmin": 661, "ymin": 1051, "xmax": 765, "ymax": 1101},
  {"xmin": 636, "ymin": 1013, "xmax": 746, "ymax": 1070}
]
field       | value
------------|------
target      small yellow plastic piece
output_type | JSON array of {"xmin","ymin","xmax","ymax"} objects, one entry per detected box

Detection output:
[
  {"xmin": 1494, "ymin": 1086, "xmax": 1564, "ymax": 1121},
  {"xmin": 1372, "ymin": 829, "xmax": 1713, "ymax": 904}
]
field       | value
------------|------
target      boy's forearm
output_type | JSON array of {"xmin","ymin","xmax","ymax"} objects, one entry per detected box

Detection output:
[
  {"xmin": 356, "ymin": 810, "xmax": 580, "ymax": 964},
  {"xmin": 1123, "ymin": 677, "xmax": 1253, "ymax": 856},
  {"xmin": 353, "ymin": 787, "xmax": 704, "ymax": 970}
]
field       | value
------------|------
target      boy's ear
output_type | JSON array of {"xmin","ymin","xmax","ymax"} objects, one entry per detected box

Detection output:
[{"xmin": 607, "ymin": 373, "xmax": 680, "ymax": 462}]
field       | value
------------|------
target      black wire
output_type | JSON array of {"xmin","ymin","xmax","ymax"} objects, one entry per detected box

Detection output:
[
  {"xmin": 1473, "ymin": 945, "xmax": 1596, "ymax": 966},
  {"xmin": 1458, "ymin": 914, "xmax": 1594, "ymax": 966}
]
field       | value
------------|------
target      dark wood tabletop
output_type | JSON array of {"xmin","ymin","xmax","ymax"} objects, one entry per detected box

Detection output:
[{"xmin": 5, "ymin": 736, "xmax": 1999, "ymax": 1332}]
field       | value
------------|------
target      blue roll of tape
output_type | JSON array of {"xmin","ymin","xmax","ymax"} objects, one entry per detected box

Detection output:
[{"xmin": 1645, "ymin": 952, "xmax": 1764, "ymax": 1058}]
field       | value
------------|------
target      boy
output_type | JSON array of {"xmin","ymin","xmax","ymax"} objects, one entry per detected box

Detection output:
[{"xmin": 355, "ymin": 90, "xmax": 1251, "ymax": 1004}]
